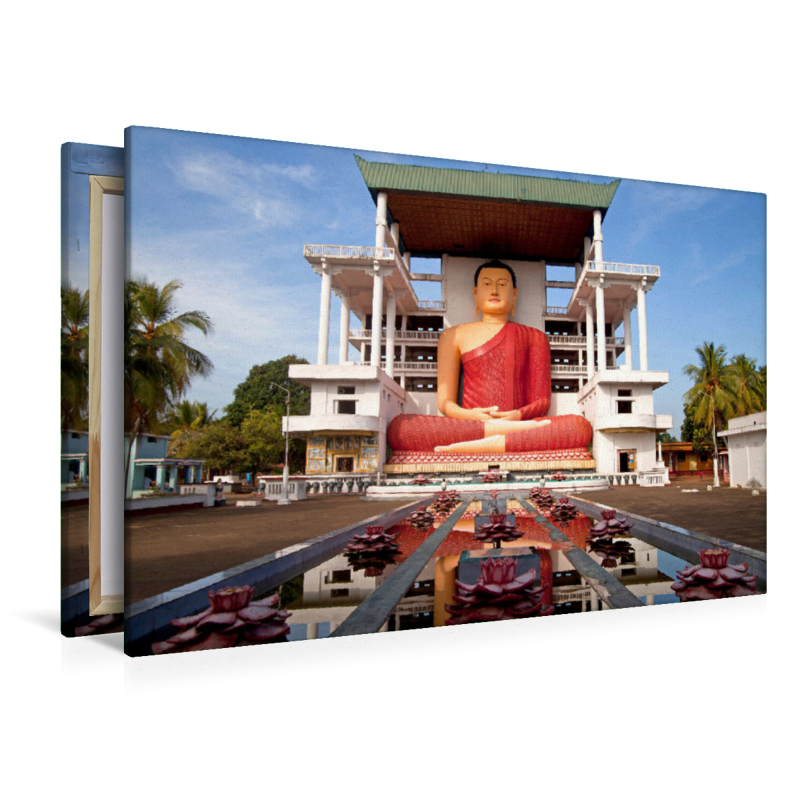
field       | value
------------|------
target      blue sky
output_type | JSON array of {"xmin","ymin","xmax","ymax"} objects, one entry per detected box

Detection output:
[{"xmin": 127, "ymin": 126, "xmax": 766, "ymax": 437}]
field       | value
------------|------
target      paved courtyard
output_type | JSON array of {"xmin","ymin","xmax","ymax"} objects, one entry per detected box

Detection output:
[{"xmin": 61, "ymin": 476, "xmax": 766, "ymax": 605}]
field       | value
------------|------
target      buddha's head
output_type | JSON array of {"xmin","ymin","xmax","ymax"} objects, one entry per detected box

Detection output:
[{"xmin": 473, "ymin": 260, "xmax": 518, "ymax": 319}]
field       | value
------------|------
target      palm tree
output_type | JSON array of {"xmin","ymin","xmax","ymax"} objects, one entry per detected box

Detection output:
[
  {"xmin": 168, "ymin": 400, "xmax": 218, "ymax": 434},
  {"xmin": 728, "ymin": 354, "xmax": 766, "ymax": 417},
  {"xmin": 683, "ymin": 342, "xmax": 738, "ymax": 485},
  {"xmin": 61, "ymin": 285, "xmax": 90, "ymax": 430},
  {"xmin": 125, "ymin": 278, "xmax": 214, "ymax": 486}
]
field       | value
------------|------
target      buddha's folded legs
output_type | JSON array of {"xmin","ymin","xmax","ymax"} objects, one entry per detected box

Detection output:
[{"xmin": 387, "ymin": 414, "xmax": 592, "ymax": 453}]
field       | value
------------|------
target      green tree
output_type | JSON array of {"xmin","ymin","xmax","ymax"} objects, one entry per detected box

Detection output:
[
  {"xmin": 656, "ymin": 432, "xmax": 677, "ymax": 443},
  {"xmin": 61, "ymin": 285, "xmax": 90, "ymax": 430},
  {"xmin": 683, "ymin": 342, "xmax": 738, "ymax": 469},
  {"xmin": 125, "ymin": 278, "xmax": 214, "ymax": 483},
  {"xmin": 169, "ymin": 421, "xmax": 245, "ymax": 477},
  {"xmin": 240, "ymin": 409, "xmax": 284, "ymax": 474},
  {"xmin": 728, "ymin": 354, "xmax": 766, "ymax": 416},
  {"xmin": 225, "ymin": 356, "xmax": 310, "ymax": 426},
  {"xmin": 167, "ymin": 400, "xmax": 218, "ymax": 435}
]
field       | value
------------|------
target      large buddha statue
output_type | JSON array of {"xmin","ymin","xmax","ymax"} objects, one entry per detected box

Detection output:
[{"xmin": 387, "ymin": 260, "xmax": 592, "ymax": 456}]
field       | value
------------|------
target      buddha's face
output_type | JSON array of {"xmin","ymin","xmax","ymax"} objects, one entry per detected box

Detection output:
[{"xmin": 473, "ymin": 267, "xmax": 517, "ymax": 317}]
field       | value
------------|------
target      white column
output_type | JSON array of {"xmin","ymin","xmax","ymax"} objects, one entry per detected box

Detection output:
[
  {"xmin": 637, "ymin": 280, "xmax": 649, "ymax": 371},
  {"xmin": 575, "ymin": 261, "xmax": 582, "ymax": 283},
  {"xmin": 360, "ymin": 341, "xmax": 367, "ymax": 364},
  {"xmin": 371, "ymin": 263, "xmax": 384, "ymax": 368},
  {"xmin": 317, "ymin": 261, "xmax": 332, "ymax": 366},
  {"xmin": 593, "ymin": 209, "xmax": 604, "ymax": 264},
  {"xmin": 584, "ymin": 236, "xmax": 592, "ymax": 264},
  {"xmin": 375, "ymin": 191, "xmax": 388, "ymax": 249},
  {"xmin": 585, "ymin": 302, "xmax": 595, "ymax": 379},
  {"xmin": 390, "ymin": 221, "xmax": 400, "ymax": 248},
  {"xmin": 623, "ymin": 303, "xmax": 632, "ymax": 370},
  {"xmin": 386, "ymin": 292, "xmax": 397, "ymax": 379},
  {"xmin": 338, "ymin": 289, "xmax": 350, "ymax": 365},
  {"xmin": 595, "ymin": 282, "xmax": 606, "ymax": 372}
]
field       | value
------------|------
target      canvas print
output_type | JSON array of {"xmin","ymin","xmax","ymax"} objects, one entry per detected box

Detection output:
[
  {"xmin": 61, "ymin": 142, "xmax": 125, "ymax": 636},
  {"xmin": 123, "ymin": 125, "xmax": 766, "ymax": 657}
]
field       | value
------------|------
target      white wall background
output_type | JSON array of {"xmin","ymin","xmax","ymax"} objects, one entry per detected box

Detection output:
[{"xmin": 4, "ymin": 4, "xmax": 792, "ymax": 800}]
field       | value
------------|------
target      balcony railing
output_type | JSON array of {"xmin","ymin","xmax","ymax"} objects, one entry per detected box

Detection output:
[
  {"xmin": 547, "ymin": 336, "xmax": 625, "ymax": 347},
  {"xmin": 304, "ymin": 244, "xmax": 394, "ymax": 260},
  {"xmin": 546, "ymin": 306, "xmax": 569, "ymax": 316},
  {"xmin": 586, "ymin": 261, "xmax": 660, "ymax": 277},
  {"xmin": 418, "ymin": 300, "xmax": 446, "ymax": 310},
  {"xmin": 381, "ymin": 361, "xmax": 438, "ymax": 372},
  {"xmin": 350, "ymin": 329, "xmax": 441, "ymax": 341}
]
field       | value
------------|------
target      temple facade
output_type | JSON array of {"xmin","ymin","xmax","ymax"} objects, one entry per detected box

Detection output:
[{"xmin": 286, "ymin": 156, "xmax": 672, "ymax": 479}]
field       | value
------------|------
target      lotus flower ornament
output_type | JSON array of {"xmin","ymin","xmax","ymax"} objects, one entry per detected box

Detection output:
[
  {"xmin": 588, "ymin": 509, "xmax": 634, "ymax": 541},
  {"xmin": 344, "ymin": 525, "xmax": 401, "ymax": 577},
  {"xmin": 670, "ymin": 549, "xmax": 760, "ymax": 601},
  {"xmin": 407, "ymin": 505, "xmax": 435, "ymax": 530},
  {"xmin": 152, "ymin": 585, "xmax": 291, "ymax": 655},
  {"xmin": 445, "ymin": 557, "xmax": 554, "ymax": 624},
  {"xmin": 474, "ymin": 513, "xmax": 524, "ymax": 546}
]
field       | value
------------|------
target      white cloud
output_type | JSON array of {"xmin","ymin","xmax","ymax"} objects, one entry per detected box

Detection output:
[{"xmin": 167, "ymin": 150, "xmax": 317, "ymax": 228}]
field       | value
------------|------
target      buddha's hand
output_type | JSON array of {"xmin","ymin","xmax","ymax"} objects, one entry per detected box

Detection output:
[
  {"xmin": 462, "ymin": 406, "xmax": 500, "ymax": 421},
  {"xmin": 488, "ymin": 409, "xmax": 523, "ymax": 421}
]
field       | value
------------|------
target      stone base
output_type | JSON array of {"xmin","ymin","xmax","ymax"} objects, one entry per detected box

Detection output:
[{"xmin": 383, "ymin": 449, "xmax": 595, "ymax": 474}]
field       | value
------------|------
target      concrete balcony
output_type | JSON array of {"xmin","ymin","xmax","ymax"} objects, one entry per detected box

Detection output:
[
  {"xmin": 283, "ymin": 414, "xmax": 384, "ymax": 436},
  {"xmin": 303, "ymin": 244, "xmax": 395, "ymax": 266},
  {"xmin": 595, "ymin": 413, "xmax": 673, "ymax": 432}
]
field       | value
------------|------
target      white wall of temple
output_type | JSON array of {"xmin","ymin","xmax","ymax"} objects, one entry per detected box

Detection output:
[
  {"xmin": 442, "ymin": 255, "xmax": 547, "ymax": 330},
  {"xmin": 594, "ymin": 430, "xmax": 658, "ymax": 474},
  {"xmin": 404, "ymin": 391, "xmax": 439, "ymax": 416},
  {"xmin": 308, "ymin": 376, "xmax": 405, "ymax": 419},
  {"xmin": 590, "ymin": 382, "xmax": 655, "ymax": 417},
  {"xmin": 546, "ymin": 393, "xmax": 580, "ymax": 417}
]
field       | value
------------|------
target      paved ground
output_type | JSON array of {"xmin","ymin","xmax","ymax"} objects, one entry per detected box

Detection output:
[
  {"xmin": 124, "ymin": 495, "xmax": 413, "ymax": 604},
  {"xmin": 568, "ymin": 476, "xmax": 767, "ymax": 553},
  {"xmin": 62, "ymin": 476, "xmax": 766, "ymax": 605}
]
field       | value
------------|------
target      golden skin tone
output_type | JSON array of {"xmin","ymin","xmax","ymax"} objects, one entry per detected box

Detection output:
[{"xmin": 434, "ymin": 266, "xmax": 550, "ymax": 453}]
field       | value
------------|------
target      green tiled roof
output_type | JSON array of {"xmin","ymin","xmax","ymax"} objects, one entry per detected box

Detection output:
[{"xmin": 355, "ymin": 154, "xmax": 619, "ymax": 210}]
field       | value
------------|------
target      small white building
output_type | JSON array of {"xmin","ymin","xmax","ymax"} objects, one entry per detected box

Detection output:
[
  {"xmin": 717, "ymin": 412, "xmax": 766, "ymax": 489},
  {"xmin": 286, "ymin": 156, "xmax": 672, "ymax": 480}
]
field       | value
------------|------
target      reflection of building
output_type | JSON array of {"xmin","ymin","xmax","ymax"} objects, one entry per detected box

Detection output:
[
  {"xmin": 125, "ymin": 433, "xmax": 205, "ymax": 498},
  {"xmin": 553, "ymin": 537, "xmax": 674, "ymax": 610},
  {"xmin": 61, "ymin": 429, "xmax": 89, "ymax": 486},
  {"xmin": 286, "ymin": 156, "xmax": 671, "ymax": 478},
  {"xmin": 718, "ymin": 412, "xmax": 766, "ymax": 489}
]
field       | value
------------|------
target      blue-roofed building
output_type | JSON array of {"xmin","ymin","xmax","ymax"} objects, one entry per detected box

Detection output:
[
  {"xmin": 61, "ymin": 429, "xmax": 89, "ymax": 487},
  {"xmin": 125, "ymin": 433, "xmax": 206, "ymax": 498}
]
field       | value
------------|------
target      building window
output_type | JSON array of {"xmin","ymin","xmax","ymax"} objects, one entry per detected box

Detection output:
[
  {"xmin": 147, "ymin": 436, "xmax": 157, "ymax": 443},
  {"xmin": 337, "ymin": 400, "xmax": 356, "ymax": 414},
  {"xmin": 330, "ymin": 588, "xmax": 350, "ymax": 598},
  {"xmin": 337, "ymin": 386, "xmax": 355, "ymax": 395},
  {"xmin": 618, "ymin": 389, "xmax": 632, "ymax": 397},
  {"xmin": 617, "ymin": 400, "xmax": 633, "ymax": 413},
  {"xmin": 325, "ymin": 569, "xmax": 352, "ymax": 584},
  {"xmin": 70, "ymin": 432, "xmax": 81, "ymax": 439}
]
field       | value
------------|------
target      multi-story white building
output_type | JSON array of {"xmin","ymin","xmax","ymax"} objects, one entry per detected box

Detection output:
[{"xmin": 286, "ymin": 156, "xmax": 671, "ymax": 479}]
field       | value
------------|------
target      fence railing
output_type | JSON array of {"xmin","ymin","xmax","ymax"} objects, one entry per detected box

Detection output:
[
  {"xmin": 586, "ymin": 261, "xmax": 660, "ymax": 277},
  {"xmin": 304, "ymin": 244, "xmax": 395, "ymax": 260},
  {"xmin": 350, "ymin": 329, "xmax": 441, "ymax": 341}
]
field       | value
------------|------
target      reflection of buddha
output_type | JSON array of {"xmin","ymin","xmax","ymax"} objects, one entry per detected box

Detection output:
[{"xmin": 387, "ymin": 260, "xmax": 592, "ymax": 454}]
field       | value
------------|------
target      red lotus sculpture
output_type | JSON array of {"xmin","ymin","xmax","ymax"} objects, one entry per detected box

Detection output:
[
  {"xmin": 588, "ymin": 509, "xmax": 635, "ymax": 541},
  {"xmin": 412, "ymin": 473, "xmax": 430, "ymax": 485},
  {"xmin": 152, "ymin": 586, "xmax": 291, "ymax": 655},
  {"xmin": 528, "ymin": 487, "xmax": 555, "ymax": 511},
  {"xmin": 474, "ymin": 513, "xmax": 524, "ymax": 546},
  {"xmin": 549, "ymin": 497, "xmax": 579, "ymax": 524},
  {"xmin": 670, "ymin": 549, "xmax": 760, "ymax": 601},
  {"xmin": 431, "ymin": 491, "xmax": 460, "ymax": 515},
  {"xmin": 588, "ymin": 538, "xmax": 635, "ymax": 569},
  {"xmin": 407, "ymin": 505, "xmax": 435, "ymax": 530},
  {"xmin": 482, "ymin": 471, "xmax": 503, "ymax": 483},
  {"xmin": 445, "ymin": 557, "xmax": 554, "ymax": 624},
  {"xmin": 344, "ymin": 525, "xmax": 401, "ymax": 577}
]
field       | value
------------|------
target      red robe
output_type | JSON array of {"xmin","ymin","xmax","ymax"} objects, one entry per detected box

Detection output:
[{"xmin": 387, "ymin": 322, "xmax": 592, "ymax": 452}]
